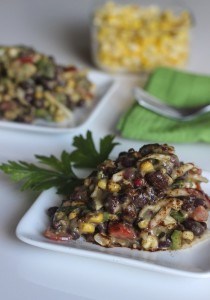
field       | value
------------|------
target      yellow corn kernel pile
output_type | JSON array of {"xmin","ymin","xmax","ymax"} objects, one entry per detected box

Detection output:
[{"xmin": 92, "ymin": 2, "xmax": 191, "ymax": 72}]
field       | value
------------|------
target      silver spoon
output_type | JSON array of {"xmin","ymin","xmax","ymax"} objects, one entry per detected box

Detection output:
[{"xmin": 134, "ymin": 87, "xmax": 210, "ymax": 121}]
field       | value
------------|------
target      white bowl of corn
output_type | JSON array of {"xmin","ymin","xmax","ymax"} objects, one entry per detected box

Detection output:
[{"xmin": 91, "ymin": 1, "xmax": 192, "ymax": 73}]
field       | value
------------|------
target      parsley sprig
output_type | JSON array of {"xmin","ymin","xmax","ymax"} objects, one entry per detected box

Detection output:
[
  {"xmin": 70, "ymin": 131, "xmax": 119, "ymax": 168},
  {"xmin": 0, "ymin": 131, "xmax": 119, "ymax": 195}
]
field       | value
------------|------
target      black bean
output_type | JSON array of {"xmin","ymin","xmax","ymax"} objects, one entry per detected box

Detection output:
[
  {"xmin": 19, "ymin": 79, "xmax": 35, "ymax": 89},
  {"xmin": 194, "ymin": 198, "xmax": 206, "ymax": 207},
  {"xmin": 182, "ymin": 196, "xmax": 207, "ymax": 212},
  {"xmin": 118, "ymin": 151, "xmax": 127, "ymax": 157},
  {"xmin": 34, "ymin": 99, "xmax": 44, "ymax": 108},
  {"xmin": 170, "ymin": 154, "xmax": 180, "ymax": 168},
  {"xmin": 19, "ymin": 47, "xmax": 35, "ymax": 57},
  {"xmin": 34, "ymin": 76, "xmax": 43, "ymax": 85},
  {"xmin": 139, "ymin": 144, "xmax": 160, "ymax": 156},
  {"xmin": 133, "ymin": 194, "xmax": 147, "ymax": 209},
  {"xmin": 200, "ymin": 222, "xmax": 207, "ymax": 230},
  {"xmin": 118, "ymin": 194, "xmax": 131, "ymax": 204},
  {"xmin": 69, "ymin": 186, "xmax": 88, "ymax": 202},
  {"xmin": 52, "ymin": 221, "xmax": 62, "ymax": 230},
  {"xmin": 96, "ymin": 222, "xmax": 108, "ymax": 234},
  {"xmin": 158, "ymin": 232, "xmax": 165, "ymax": 239},
  {"xmin": 0, "ymin": 62, "xmax": 7, "ymax": 76},
  {"xmin": 105, "ymin": 195, "xmax": 120, "ymax": 214},
  {"xmin": 47, "ymin": 206, "xmax": 58, "ymax": 217},
  {"xmin": 65, "ymin": 95, "xmax": 75, "ymax": 110},
  {"xmin": 158, "ymin": 239, "xmax": 172, "ymax": 249},
  {"xmin": 183, "ymin": 219, "xmax": 206, "ymax": 236},
  {"xmin": 25, "ymin": 93, "xmax": 34, "ymax": 103},
  {"xmin": 48, "ymin": 55, "xmax": 55, "ymax": 62},
  {"xmin": 181, "ymin": 202, "xmax": 195, "ymax": 213},
  {"xmin": 128, "ymin": 148, "xmax": 135, "ymax": 153},
  {"xmin": 176, "ymin": 223, "xmax": 185, "ymax": 231},
  {"xmin": 133, "ymin": 186, "xmax": 156, "ymax": 208},
  {"xmin": 145, "ymin": 171, "xmax": 169, "ymax": 191},
  {"xmin": 67, "ymin": 229, "xmax": 80, "ymax": 240},
  {"xmin": 76, "ymin": 99, "xmax": 85, "ymax": 107},
  {"xmin": 122, "ymin": 203, "xmax": 137, "ymax": 220},
  {"xmin": 117, "ymin": 156, "xmax": 136, "ymax": 168},
  {"xmin": 139, "ymin": 143, "xmax": 175, "ymax": 156},
  {"xmin": 116, "ymin": 150, "xmax": 140, "ymax": 168},
  {"xmin": 123, "ymin": 168, "xmax": 136, "ymax": 180}
]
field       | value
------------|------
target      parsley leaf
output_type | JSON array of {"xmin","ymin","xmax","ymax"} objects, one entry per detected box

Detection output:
[
  {"xmin": 70, "ymin": 131, "xmax": 119, "ymax": 168},
  {"xmin": 0, "ymin": 158, "xmax": 83, "ymax": 195},
  {"xmin": 0, "ymin": 131, "xmax": 119, "ymax": 195}
]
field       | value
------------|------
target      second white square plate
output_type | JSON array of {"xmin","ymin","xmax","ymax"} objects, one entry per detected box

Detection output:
[{"xmin": 0, "ymin": 71, "xmax": 117, "ymax": 134}]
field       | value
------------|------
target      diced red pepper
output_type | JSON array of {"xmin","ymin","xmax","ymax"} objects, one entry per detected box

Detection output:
[
  {"xmin": 108, "ymin": 222, "xmax": 136, "ymax": 239},
  {"xmin": 18, "ymin": 56, "xmax": 34, "ymax": 64},
  {"xmin": 64, "ymin": 66, "xmax": 77, "ymax": 72},
  {"xmin": 133, "ymin": 178, "xmax": 143, "ymax": 187}
]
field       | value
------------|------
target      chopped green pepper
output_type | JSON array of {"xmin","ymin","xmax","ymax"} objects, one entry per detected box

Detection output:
[
  {"xmin": 171, "ymin": 230, "xmax": 182, "ymax": 250},
  {"xmin": 36, "ymin": 58, "xmax": 55, "ymax": 79},
  {"xmin": 103, "ymin": 212, "xmax": 110, "ymax": 221},
  {"xmin": 170, "ymin": 210, "xmax": 185, "ymax": 223}
]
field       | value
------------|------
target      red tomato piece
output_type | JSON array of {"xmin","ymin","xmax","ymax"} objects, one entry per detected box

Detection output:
[
  {"xmin": 191, "ymin": 205, "xmax": 208, "ymax": 222},
  {"xmin": 44, "ymin": 228, "xmax": 72, "ymax": 241},
  {"xmin": 108, "ymin": 222, "xmax": 136, "ymax": 239}
]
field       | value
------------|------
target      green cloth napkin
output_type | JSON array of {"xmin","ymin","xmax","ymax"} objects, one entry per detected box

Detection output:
[{"xmin": 117, "ymin": 67, "xmax": 210, "ymax": 143}]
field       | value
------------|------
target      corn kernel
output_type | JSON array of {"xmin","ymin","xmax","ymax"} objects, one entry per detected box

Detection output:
[
  {"xmin": 107, "ymin": 180, "xmax": 121, "ymax": 193},
  {"xmin": 138, "ymin": 219, "xmax": 149, "ymax": 229},
  {"xmin": 182, "ymin": 231, "xmax": 194, "ymax": 241},
  {"xmin": 79, "ymin": 222, "xmax": 95, "ymax": 234},
  {"xmin": 98, "ymin": 179, "xmax": 107, "ymax": 190},
  {"xmin": 35, "ymin": 90, "xmax": 43, "ymax": 99},
  {"xmin": 87, "ymin": 212, "xmax": 104, "ymax": 223},
  {"xmin": 67, "ymin": 80, "xmax": 75, "ymax": 88},
  {"xmin": 84, "ymin": 177, "xmax": 92, "ymax": 186},
  {"xmin": 68, "ymin": 210, "xmax": 78, "ymax": 220},
  {"xmin": 55, "ymin": 86, "xmax": 64, "ymax": 93},
  {"xmin": 141, "ymin": 234, "xmax": 158, "ymax": 250},
  {"xmin": 139, "ymin": 160, "xmax": 154, "ymax": 175}
]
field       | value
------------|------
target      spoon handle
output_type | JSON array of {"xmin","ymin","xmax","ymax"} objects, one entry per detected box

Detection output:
[{"xmin": 134, "ymin": 88, "xmax": 182, "ymax": 120}]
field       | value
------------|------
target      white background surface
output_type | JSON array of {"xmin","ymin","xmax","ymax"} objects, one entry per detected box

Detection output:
[{"xmin": 0, "ymin": 0, "xmax": 210, "ymax": 299}]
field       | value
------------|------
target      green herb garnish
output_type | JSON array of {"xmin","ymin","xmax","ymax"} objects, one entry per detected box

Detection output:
[
  {"xmin": 70, "ymin": 131, "xmax": 119, "ymax": 168},
  {"xmin": 0, "ymin": 131, "xmax": 119, "ymax": 195}
]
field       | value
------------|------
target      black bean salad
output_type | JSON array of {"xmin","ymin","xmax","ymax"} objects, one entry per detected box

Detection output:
[
  {"xmin": 45, "ymin": 143, "xmax": 210, "ymax": 251},
  {"xmin": 0, "ymin": 46, "xmax": 95, "ymax": 123}
]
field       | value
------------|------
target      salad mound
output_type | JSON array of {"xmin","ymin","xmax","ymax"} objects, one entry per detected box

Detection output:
[
  {"xmin": 0, "ymin": 46, "xmax": 95, "ymax": 123},
  {"xmin": 45, "ymin": 143, "xmax": 210, "ymax": 251}
]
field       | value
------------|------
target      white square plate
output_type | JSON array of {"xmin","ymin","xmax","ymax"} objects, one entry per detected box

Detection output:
[
  {"xmin": 16, "ymin": 171, "xmax": 210, "ymax": 278},
  {"xmin": 0, "ymin": 71, "xmax": 117, "ymax": 133}
]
